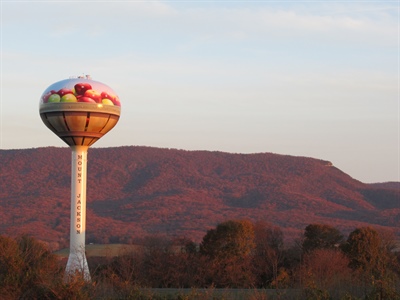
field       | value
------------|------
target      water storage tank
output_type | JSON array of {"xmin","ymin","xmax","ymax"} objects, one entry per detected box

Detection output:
[{"xmin": 39, "ymin": 78, "xmax": 121, "ymax": 146}]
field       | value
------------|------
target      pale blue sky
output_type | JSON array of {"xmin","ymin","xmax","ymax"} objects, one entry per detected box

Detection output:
[{"xmin": 1, "ymin": 1, "xmax": 398, "ymax": 183}]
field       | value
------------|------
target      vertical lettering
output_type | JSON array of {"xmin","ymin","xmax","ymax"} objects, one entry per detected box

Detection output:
[{"xmin": 75, "ymin": 154, "xmax": 83, "ymax": 235}]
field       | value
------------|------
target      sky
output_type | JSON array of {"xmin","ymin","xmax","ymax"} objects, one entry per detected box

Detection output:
[{"xmin": 0, "ymin": 0, "xmax": 398, "ymax": 184}]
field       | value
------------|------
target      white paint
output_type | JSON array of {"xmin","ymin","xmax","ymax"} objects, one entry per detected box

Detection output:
[{"xmin": 65, "ymin": 145, "xmax": 90, "ymax": 281}]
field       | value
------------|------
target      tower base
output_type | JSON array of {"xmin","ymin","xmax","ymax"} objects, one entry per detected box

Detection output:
[{"xmin": 65, "ymin": 251, "xmax": 91, "ymax": 281}]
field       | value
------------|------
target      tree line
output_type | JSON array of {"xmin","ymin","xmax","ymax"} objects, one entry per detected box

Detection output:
[{"xmin": 1, "ymin": 221, "xmax": 399, "ymax": 299}]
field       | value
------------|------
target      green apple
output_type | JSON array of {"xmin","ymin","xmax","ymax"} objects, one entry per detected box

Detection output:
[
  {"xmin": 102, "ymin": 98, "xmax": 114, "ymax": 106},
  {"xmin": 48, "ymin": 94, "xmax": 61, "ymax": 103},
  {"xmin": 61, "ymin": 94, "xmax": 78, "ymax": 102}
]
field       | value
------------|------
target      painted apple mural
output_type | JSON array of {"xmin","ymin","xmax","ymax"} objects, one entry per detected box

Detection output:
[{"xmin": 40, "ymin": 78, "xmax": 121, "ymax": 107}]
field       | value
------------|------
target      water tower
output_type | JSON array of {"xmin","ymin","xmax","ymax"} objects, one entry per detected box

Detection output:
[{"xmin": 39, "ymin": 76, "xmax": 121, "ymax": 280}]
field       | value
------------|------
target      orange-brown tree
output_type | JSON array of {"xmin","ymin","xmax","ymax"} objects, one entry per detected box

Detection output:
[
  {"xmin": 200, "ymin": 219, "xmax": 256, "ymax": 287},
  {"xmin": 302, "ymin": 223, "xmax": 344, "ymax": 253},
  {"xmin": 252, "ymin": 221, "xmax": 286, "ymax": 288},
  {"xmin": 342, "ymin": 226, "xmax": 399, "ymax": 299},
  {"xmin": 299, "ymin": 248, "xmax": 352, "ymax": 299},
  {"xmin": 0, "ymin": 235, "xmax": 62, "ymax": 298},
  {"xmin": 0, "ymin": 235, "xmax": 94, "ymax": 299}
]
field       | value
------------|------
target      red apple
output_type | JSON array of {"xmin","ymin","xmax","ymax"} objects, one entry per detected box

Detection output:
[
  {"xmin": 84, "ymin": 89, "xmax": 102, "ymax": 103},
  {"xmin": 78, "ymin": 96, "xmax": 96, "ymax": 103},
  {"xmin": 100, "ymin": 91, "xmax": 114, "ymax": 100},
  {"xmin": 42, "ymin": 90, "xmax": 56, "ymax": 103},
  {"xmin": 74, "ymin": 83, "xmax": 92, "ymax": 95},
  {"xmin": 57, "ymin": 88, "xmax": 74, "ymax": 97},
  {"xmin": 101, "ymin": 91, "xmax": 121, "ymax": 106},
  {"xmin": 112, "ymin": 96, "xmax": 121, "ymax": 107}
]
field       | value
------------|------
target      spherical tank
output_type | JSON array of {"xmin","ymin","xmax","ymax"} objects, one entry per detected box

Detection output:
[{"xmin": 39, "ymin": 77, "xmax": 121, "ymax": 146}]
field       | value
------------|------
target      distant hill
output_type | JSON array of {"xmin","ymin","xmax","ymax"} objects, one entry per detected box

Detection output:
[
  {"xmin": 368, "ymin": 182, "xmax": 400, "ymax": 190},
  {"xmin": 0, "ymin": 146, "xmax": 399, "ymax": 250}
]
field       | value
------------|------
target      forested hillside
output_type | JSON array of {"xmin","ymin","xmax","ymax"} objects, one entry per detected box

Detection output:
[{"xmin": 0, "ymin": 146, "xmax": 399, "ymax": 249}]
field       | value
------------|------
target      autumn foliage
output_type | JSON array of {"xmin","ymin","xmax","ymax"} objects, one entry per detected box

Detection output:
[
  {"xmin": 1, "ymin": 146, "xmax": 400, "ymax": 249},
  {"xmin": 1, "ymin": 222, "xmax": 400, "ymax": 299},
  {"xmin": 1, "ymin": 146, "xmax": 400, "ymax": 298}
]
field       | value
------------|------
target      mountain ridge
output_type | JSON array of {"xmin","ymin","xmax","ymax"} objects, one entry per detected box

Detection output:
[{"xmin": 0, "ymin": 146, "xmax": 398, "ymax": 249}]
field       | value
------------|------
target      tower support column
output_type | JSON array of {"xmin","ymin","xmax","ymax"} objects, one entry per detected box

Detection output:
[{"xmin": 66, "ymin": 145, "xmax": 90, "ymax": 281}]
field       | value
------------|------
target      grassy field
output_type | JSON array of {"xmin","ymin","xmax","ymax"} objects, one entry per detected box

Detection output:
[
  {"xmin": 140, "ymin": 288, "xmax": 301, "ymax": 300},
  {"xmin": 54, "ymin": 244, "xmax": 139, "ymax": 258}
]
